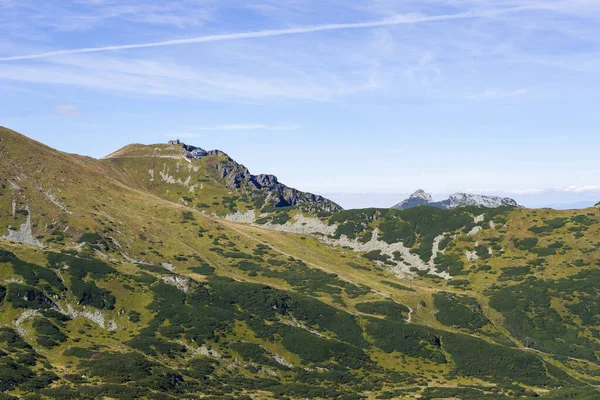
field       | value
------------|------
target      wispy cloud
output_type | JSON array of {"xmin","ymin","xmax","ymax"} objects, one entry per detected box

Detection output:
[
  {"xmin": 0, "ymin": 0, "xmax": 216, "ymax": 33},
  {"xmin": 54, "ymin": 104, "xmax": 84, "ymax": 117},
  {"xmin": 0, "ymin": 9, "xmax": 519, "ymax": 61},
  {"xmin": 504, "ymin": 188, "xmax": 546, "ymax": 195},
  {"xmin": 194, "ymin": 124, "xmax": 301, "ymax": 131},
  {"xmin": 168, "ymin": 124, "xmax": 302, "ymax": 138},
  {"xmin": 0, "ymin": 45, "xmax": 385, "ymax": 102},
  {"xmin": 557, "ymin": 185, "xmax": 600, "ymax": 193},
  {"xmin": 483, "ymin": 186, "xmax": 600, "ymax": 195},
  {"xmin": 466, "ymin": 88, "xmax": 528, "ymax": 100}
]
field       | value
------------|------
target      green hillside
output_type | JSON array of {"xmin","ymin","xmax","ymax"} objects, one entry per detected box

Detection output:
[{"xmin": 1, "ymin": 127, "xmax": 599, "ymax": 399}]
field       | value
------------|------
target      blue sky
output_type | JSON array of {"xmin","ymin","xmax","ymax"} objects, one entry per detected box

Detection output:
[{"xmin": 1, "ymin": 0, "xmax": 599, "ymax": 209}]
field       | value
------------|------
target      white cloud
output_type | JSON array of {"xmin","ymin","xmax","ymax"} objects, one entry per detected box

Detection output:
[
  {"xmin": 0, "ymin": 0, "xmax": 216, "ymax": 33},
  {"xmin": 53, "ymin": 104, "xmax": 84, "ymax": 117},
  {"xmin": 0, "ymin": 8, "xmax": 522, "ymax": 61},
  {"xmin": 2, "ymin": 0, "xmax": 599, "ymax": 105},
  {"xmin": 466, "ymin": 186, "xmax": 600, "ymax": 195},
  {"xmin": 404, "ymin": 53, "xmax": 441, "ymax": 88},
  {"xmin": 504, "ymin": 188, "xmax": 547, "ymax": 195},
  {"xmin": 169, "ymin": 124, "xmax": 302, "ymax": 137},
  {"xmin": 0, "ymin": 53, "xmax": 380, "ymax": 101},
  {"xmin": 467, "ymin": 88, "xmax": 528, "ymax": 100},
  {"xmin": 194, "ymin": 124, "xmax": 301, "ymax": 131},
  {"xmin": 556, "ymin": 185, "xmax": 600, "ymax": 193}
]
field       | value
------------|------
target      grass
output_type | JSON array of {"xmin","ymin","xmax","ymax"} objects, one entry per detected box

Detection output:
[{"xmin": 2, "ymin": 128, "xmax": 600, "ymax": 398}]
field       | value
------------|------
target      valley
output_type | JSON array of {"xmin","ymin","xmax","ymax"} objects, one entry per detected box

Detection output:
[{"xmin": 1, "ymin": 127, "xmax": 599, "ymax": 399}]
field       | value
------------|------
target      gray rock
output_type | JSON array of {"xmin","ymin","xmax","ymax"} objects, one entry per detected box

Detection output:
[
  {"xmin": 180, "ymin": 141, "xmax": 342, "ymax": 213},
  {"xmin": 392, "ymin": 190, "xmax": 520, "ymax": 210},
  {"xmin": 213, "ymin": 155, "xmax": 341, "ymax": 213}
]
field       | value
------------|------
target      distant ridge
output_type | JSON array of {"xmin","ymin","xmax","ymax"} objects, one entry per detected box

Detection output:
[{"xmin": 392, "ymin": 189, "xmax": 520, "ymax": 210}]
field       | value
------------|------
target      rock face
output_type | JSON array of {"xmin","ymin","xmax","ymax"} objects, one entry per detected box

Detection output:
[
  {"xmin": 443, "ymin": 193, "xmax": 519, "ymax": 209},
  {"xmin": 393, "ymin": 190, "xmax": 519, "ymax": 210},
  {"xmin": 392, "ymin": 189, "xmax": 433, "ymax": 210},
  {"xmin": 183, "ymin": 144, "xmax": 228, "ymax": 158},
  {"xmin": 183, "ymin": 143, "xmax": 341, "ymax": 213},
  {"xmin": 1, "ymin": 208, "xmax": 43, "ymax": 247},
  {"xmin": 213, "ymin": 157, "xmax": 341, "ymax": 213}
]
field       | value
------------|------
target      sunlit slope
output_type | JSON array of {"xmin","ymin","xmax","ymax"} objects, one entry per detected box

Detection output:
[
  {"xmin": 0, "ymin": 127, "xmax": 599, "ymax": 399},
  {"xmin": 101, "ymin": 141, "xmax": 341, "ymax": 215}
]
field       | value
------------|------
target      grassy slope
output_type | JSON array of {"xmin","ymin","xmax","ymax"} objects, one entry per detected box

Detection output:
[{"xmin": 0, "ymin": 127, "xmax": 599, "ymax": 399}]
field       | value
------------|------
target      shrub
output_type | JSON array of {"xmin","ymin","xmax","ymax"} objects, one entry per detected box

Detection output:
[
  {"xmin": 443, "ymin": 332, "xmax": 564, "ymax": 386},
  {"xmin": 79, "ymin": 352, "xmax": 156, "ymax": 383},
  {"xmin": 367, "ymin": 318, "xmax": 446, "ymax": 363},
  {"xmin": 363, "ymin": 250, "xmax": 390, "ymax": 262},
  {"xmin": 63, "ymin": 347, "xmax": 95, "ymax": 359},
  {"xmin": 5, "ymin": 284, "xmax": 54, "ymax": 309},
  {"xmin": 433, "ymin": 292, "xmax": 488, "ymax": 331},
  {"xmin": 355, "ymin": 301, "xmax": 409, "ymax": 320},
  {"xmin": 513, "ymin": 237, "xmax": 538, "ymax": 251}
]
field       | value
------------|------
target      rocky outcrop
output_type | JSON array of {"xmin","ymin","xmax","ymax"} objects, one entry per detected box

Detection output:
[
  {"xmin": 183, "ymin": 144, "xmax": 227, "ymax": 158},
  {"xmin": 444, "ymin": 193, "xmax": 519, "ymax": 208},
  {"xmin": 393, "ymin": 190, "xmax": 519, "ymax": 210},
  {"xmin": 212, "ymin": 155, "xmax": 342, "ymax": 213},
  {"xmin": 392, "ymin": 189, "xmax": 433, "ymax": 209},
  {"xmin": 1, "ymin": 207, "xmax": 43, "ymax": 247}
]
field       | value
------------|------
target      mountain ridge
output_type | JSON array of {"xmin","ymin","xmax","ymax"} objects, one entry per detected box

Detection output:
[
  {"xmin": 102, "ymin": 140, "xmax": 342, "ymax": 214},
  {"xmin": 393, "ymin": 189, "xmax": 520, "ymax": 210}
]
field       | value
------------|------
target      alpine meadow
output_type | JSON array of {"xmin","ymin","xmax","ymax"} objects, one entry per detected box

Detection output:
[{"xmin": 1, "ymin": 128, "xmax": 599, "ymax": 399}]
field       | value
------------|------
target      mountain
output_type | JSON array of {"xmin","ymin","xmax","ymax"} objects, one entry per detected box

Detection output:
[
  {"xmin": 391, "ymin": 189, "xmax": 433, "ymax": 209},
  {"xmin": 393, "ymin": 189, "xmax": 520, "ymax": 210},
  {"xmin": 441, "ymin": 192, "xmax": 520, "ymax": 208},
  {"xmin": 1, "ymin": 127, "xmax": 600, "ymax": 400},
  {"xmin": 103, "ymin": 140, "xmax": 342, "ymax": 214}
]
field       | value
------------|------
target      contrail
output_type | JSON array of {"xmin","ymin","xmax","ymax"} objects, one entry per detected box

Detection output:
[{"xmin": 0, "ymin": 12, "xmax": 482, "ymax": 61}]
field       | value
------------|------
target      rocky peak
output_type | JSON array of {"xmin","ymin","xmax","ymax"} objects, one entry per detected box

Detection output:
[
  {"xmin": 210, "ymin": 151, "xmax": 341, "ymax": 213},
  {"xmin": 393, "ymin": 189, "xmax": 520, "ymax": 210},
  {"xmin": 254, "ymin": 174, "xmax": 279, "ymax": 188},
  {"xmin": 409, "ymin": 189, "xmax": 433, "ymax": 203},
  {"xmin": 392, "ymin": 189, "xmax": 434, "ymax": 210},
  {"xmin": 447, "ymin": 193, "xmax": 519, "ymax": 208}
]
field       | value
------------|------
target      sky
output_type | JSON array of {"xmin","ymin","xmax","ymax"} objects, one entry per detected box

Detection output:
[{"xmin": 1, "ymin": 0, "xmax": 599, "ymax": 209}]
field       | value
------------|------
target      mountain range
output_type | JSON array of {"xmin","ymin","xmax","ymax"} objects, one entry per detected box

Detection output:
[
  {"xmin": 1, "ymin": 127, "xmax": 600, "ymax": 400},
  {"xmin": 392, "ymin": 189, "xmax": 520, "ymax": 210}
]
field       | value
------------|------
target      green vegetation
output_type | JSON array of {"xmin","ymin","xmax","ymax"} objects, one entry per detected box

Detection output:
[
  {"xmin": 433, "ymin": 292, "xmax": 488, "ymax": 331},
  {"xmin": 490, "ymin": 270, "xmax": 600, "ymax": 361},
  {"xmin": 1, "ymin": 130, "xmax": 599, "ymax": 398},
  {"xmin": 46, "ymin": 253, "xmax": 116, "ymax": 309},
  {"xmin": 32, "ymin": 318, "xmax": 67, "ymax": 348},
  {"xmin": 378, "ymin": 207, "xmax": 475, "ymax": 261},
  {"xmin": 355, "ymin": 300, "xmax": 409, "ymax": 320},
  {"xmin": 443, "ymin": 332, "xmax": 569, "ymax": 386},
  {"xmin": 367, "ymin": 318, "xmax": 447, "ymax": 363}
]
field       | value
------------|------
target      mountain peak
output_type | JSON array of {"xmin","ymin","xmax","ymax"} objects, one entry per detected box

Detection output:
[
  {"xmin": 409, "ymin": 189, "xmax": 433, "ymax": 202},
  {"xmin": 392, "ymin": 189, "xmax": 434, "ymax": 210},
  {"xmin": 100, "ymin": 139, "xmax": 341, "ymax": 213}
]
